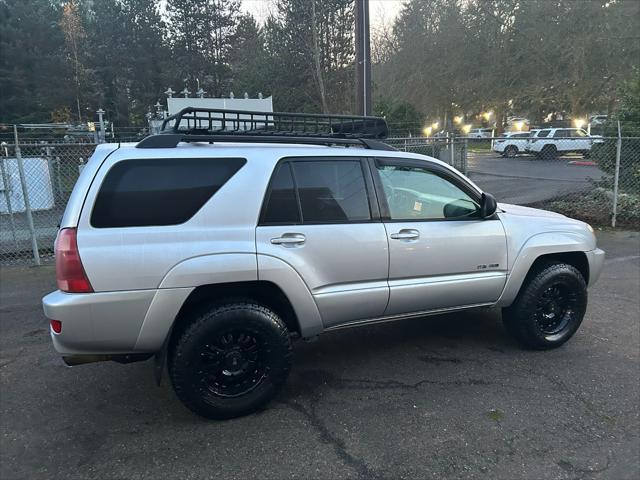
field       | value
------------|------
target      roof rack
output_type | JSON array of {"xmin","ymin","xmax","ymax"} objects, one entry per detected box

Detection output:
[{"xmin": 136, "ymin": 107, "xmax": 395, "ymax": 150}]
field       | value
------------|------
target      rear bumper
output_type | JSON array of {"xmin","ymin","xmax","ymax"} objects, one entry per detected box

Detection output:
[
  {"xmin": 586, "ymin": 248, "xmax": 605, "ymax": 286},
  {"xmin": 42, "ymin": 286, "xmax": 193, "ymax": 356},
  {"xmin": 42, "ymin": 289, "xmax": 157, "ymax": 356}
]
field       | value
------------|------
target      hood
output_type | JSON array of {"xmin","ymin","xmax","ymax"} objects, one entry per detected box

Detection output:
[{"xmin": 497, "ymin": 202, "xmax": 566, "ymax": 219}]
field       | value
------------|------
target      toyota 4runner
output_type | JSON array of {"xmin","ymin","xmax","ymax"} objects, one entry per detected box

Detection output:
[{"xmin": 42, "ymin": 109, "xmax": 605, "ymax": 419}]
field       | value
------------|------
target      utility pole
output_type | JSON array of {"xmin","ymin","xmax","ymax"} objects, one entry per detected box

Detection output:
[{"xmin": 355, "ymin": 0, "xmax": 372, "ymax": 116}]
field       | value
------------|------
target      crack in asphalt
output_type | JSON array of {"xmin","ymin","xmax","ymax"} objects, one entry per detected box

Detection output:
[
  {"xmin": 531, "ymin": 369, "xmax": 615, "ymax": 428},
  {"xmin": 557, "ymin": 456, "xmax": 611, "ymax": 480},
  {"xmin": 278, "ymin": 370, "xmax": 543, "ymax": 479},
  {"xmin": 283, "ymin": 400, "xmax": 383, "ymax": 480}
]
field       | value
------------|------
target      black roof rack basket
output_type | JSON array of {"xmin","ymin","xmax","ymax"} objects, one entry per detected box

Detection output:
[
  {"xmin": 136, "ymin": 108, "xmax": 394, "ymax": 150},
  {"xmin": 162, "ymin": 107, "xmax": 389, "ymax": 139}
]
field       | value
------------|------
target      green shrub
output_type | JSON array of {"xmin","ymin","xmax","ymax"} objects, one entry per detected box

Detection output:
[
  {"xmin": 592, "ymin": 73, "xmax": 640, "ymax": 194},
  {"xmin": 592, "ymin": 138, "xmax": 640, "ymax": 194}
]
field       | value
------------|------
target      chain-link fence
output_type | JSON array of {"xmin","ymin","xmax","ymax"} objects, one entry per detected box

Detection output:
[
  {"xmin": 1, "ymin": 129, "xmax": 639, "ymax": 265},
  {"xmin": 1, "ymin": 140, "xmax": 95, "ymax": 264},
  {"xmin": 385, "ymin": 136, "xmax": 468, "ymax": 173}
]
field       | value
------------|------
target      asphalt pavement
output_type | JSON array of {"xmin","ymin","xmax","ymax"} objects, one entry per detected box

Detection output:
[
  {"xmin": 0, "ymin": 230, "xmax": 638, "ymax": 480},
  {"xmin": 467, "ymin": 152, "xmax": 604, "ymax": 205}
]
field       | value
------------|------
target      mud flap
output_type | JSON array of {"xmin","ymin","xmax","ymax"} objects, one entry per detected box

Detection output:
[{"xmin": 154, "ymin": 327, "xmax": 173, "ymax": 386}]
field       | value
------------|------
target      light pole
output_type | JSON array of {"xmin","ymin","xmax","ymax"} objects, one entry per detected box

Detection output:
[{"xmin": 355, "ymin": 0, "xmax": 372, "ymax": 116}]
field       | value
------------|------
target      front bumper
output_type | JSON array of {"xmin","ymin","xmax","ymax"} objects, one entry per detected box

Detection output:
[{"xmin": 586, "ymin": 248, "xmax": 606, "ymax": 286}]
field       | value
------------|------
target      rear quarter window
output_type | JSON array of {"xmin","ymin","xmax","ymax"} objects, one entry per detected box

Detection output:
[{"xmin": 91, "ymin": 157, "xmax": 246, "ymax": 228}]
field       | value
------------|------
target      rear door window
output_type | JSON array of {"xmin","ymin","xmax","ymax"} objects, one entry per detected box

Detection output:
[
  {"xmin": 260, "ymin": 159, "xmax": 373, "ymax": 225},
  {"xmin": 537, "ymin": 130, "xmax": 551, "ymax": 138},
  {"xmin": 261, "ymin": 163, "xmax": 301, "ymax": 224},
  {"xmin": 91, "ymin": 157, "xmax": 246, "ymax": 228},
  {"xmin": 292, "ymin": 161, "xmax": 371, "ymax": 223}
]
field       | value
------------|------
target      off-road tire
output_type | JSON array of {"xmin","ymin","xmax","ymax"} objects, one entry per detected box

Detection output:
[
  {"xmin": 169, "ymin": 301, "xmax": 293, "ymax": 419},
  {"xmin": 504, "ymin": 145, "xmax": 518, "ymax": 158},
  {"xmin": 540, "ymin": 145, "xmax": 557, "ymax": 160},
  {"xmin": 502, "ymin": 262, "xmax": 587, "ymax": 350}
]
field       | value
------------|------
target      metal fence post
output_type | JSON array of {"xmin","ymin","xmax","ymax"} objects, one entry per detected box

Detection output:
[
  {"xmin": 13, "ymin": 125, "xmax": 40, "ymax": 265},
  {"xmin": 463, "ymin": 138, "xmax": 468, "ymax": 176},
  {"xmin": 611, "ymin": 121, "xmax": 622, "ymax": 228},
  {"xmin": 0, "ymin": 150, "xmax": 19, "ymax": 249},
  {"xmin": 97, "ymin": 108, "xmax": 106, "ymax": 143},
  {"xmin": 450, "ymin": 133, "xmax": 455, "ymax": 168}
]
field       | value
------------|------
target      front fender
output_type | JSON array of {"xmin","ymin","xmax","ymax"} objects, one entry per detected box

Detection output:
[{"xmin": 497, "ymin": 231, "xmax": 594, "ymax": 307}]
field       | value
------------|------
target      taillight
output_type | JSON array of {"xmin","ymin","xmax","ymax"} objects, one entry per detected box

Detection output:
[
  {"xmin": 55, "ymin": 228, "xmax": 93, "ymax": 293},
  {"xmin": 50, "ymin": 320, "xmax": 62, "ymax": 334}
]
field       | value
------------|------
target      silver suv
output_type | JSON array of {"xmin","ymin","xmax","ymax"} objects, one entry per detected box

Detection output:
[{"xmin": 42, "ymin": 109, "xmax": 605, "ymax": 419}]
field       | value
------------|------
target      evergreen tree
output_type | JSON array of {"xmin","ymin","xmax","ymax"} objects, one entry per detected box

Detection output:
[
  {"xmin": 229, "ymin": 14, "xmax": 267, "ymax": 97},
  {"xmin": 0, "ymin": 0, "xmax": 69, "ymax": 123}
]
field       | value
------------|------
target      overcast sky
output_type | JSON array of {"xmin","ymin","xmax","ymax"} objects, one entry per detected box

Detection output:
[{"xmin": 240, "ymin": 0, "xmax": 405, "ymax": 29}]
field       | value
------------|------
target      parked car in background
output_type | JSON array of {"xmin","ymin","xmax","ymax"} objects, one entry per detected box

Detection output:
[
  {"xmin": 506, "ymin": 117, "xmax": 530, "ymax": 131},
  {"xmin": 493, "ymin": 131, "xmax": 531, "ymax": 157},
  {"xmin": 589, "ymin": 114, "xmax": 608, "ymax": 126},
  {"xmin": 467, "ymin": 128, "xmax": 493, "ymax": 139},
  {"xmin": 527, "ymin": 128, "xmax": 603, "ymax": 159}
]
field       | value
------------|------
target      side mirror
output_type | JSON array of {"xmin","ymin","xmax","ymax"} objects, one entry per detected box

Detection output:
[{"xmin": 480, "ymin": 192, "xmax": 497, "ymax": 218}]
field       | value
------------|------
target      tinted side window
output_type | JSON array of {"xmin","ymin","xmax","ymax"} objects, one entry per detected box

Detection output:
[
  {"xmin": 292, "ymin": 161, "xmax": 371, "ymax": 223},
  {"xmin": 554, "ymin": 129, "xmax": 568, "ymax": 138},
  {"xmin": 91, "ymin": 157, "xmax": 245, "ymax": 228},
  {"xmin": 537, "ymin": 130, "xmax": 551, "ymax": 138},
  {"xmin": 261, "ymin": 163, "xmax": 300, "ymax": 224}
]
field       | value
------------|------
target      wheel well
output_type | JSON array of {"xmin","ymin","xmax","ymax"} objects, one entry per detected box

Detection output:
[
  {"xmin": 529, "ymin": 251, "xmax": 589, "ymax": 284},
  {"xmin": 169, "ymin": 281, "xmax": 301, "ymax": 347}
]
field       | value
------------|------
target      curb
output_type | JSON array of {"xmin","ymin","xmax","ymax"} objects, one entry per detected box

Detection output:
[{"xmin": 568, "ymin": 160, "xmax": 596, "ymax": 166}]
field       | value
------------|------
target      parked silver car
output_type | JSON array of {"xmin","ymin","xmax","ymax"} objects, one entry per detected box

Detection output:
[{"xmin": 42, "ymin": 109, "xmax": 605, "ymax": 419}]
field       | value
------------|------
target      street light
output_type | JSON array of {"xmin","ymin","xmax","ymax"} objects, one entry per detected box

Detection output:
[
  {"xmin": 482, "ymin": 111, "xmax": 493, "ymax": 122},
  {"xmin": 514, "ymin": 121, "xmax": 524, "ymax": 131},
  {"xmin": 453, "ymin": 115, "xmax": 463, "ymax": 125},
  {"xmin": 431, "ymin": 122, "xmax": 439, "ymax": 130},
  {"xmin": 423, "ymin": 126, "xmax": 433, "ymax": 136},
  {"xmin": 573, "ymin": 118, "xmax": 586, "ymax": 129},
  {"xmin": 462, "ymin": 124, "xmax": 472, "ymax": 134}
]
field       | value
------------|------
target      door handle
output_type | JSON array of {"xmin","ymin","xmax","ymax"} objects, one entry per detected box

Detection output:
[
  {"xmin": 390, "ymin": 229, "xmax": 420, "ymax": 240},
  {"xmin": 270, "ymin": 233, "xmax": 306, "ymax": 246}
]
